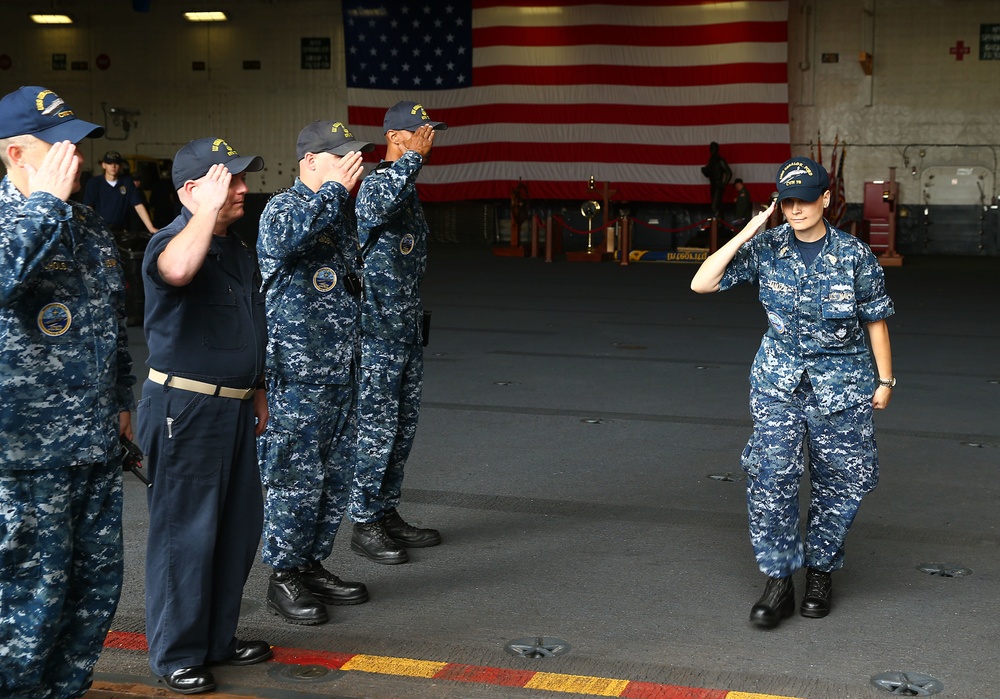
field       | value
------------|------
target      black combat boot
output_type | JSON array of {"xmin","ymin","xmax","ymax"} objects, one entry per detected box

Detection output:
[
  {"xmin": 749, "ymin": 575, "xmax": 795, "ymax": 629},
  {"xmin": 266, "ymin": 569, "xmax": 328, "ymax": 625},
  {"xmin": 299, "ymin": 561, "xmax": 369, "ymax": 605},
  {"xmin": 800, "ymin": 568, "xmax": 832, "ymax": 618},
  {"xmin": 351, "ymin": 520, "xmax": 409, "ymax": 564},
  {"xmin": 383, "ymin": 508, "xmax": 442, "ymax": 548}
]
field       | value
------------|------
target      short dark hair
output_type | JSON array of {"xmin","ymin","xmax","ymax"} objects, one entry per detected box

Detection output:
[{"xmin": 734, "ymin": 178, "xmax": 744, "ymax": 184}]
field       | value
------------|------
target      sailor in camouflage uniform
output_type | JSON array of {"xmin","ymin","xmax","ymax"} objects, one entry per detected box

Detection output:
[
  {"xmin": 692, "ymin": 157, "xmax": 894, "ymax": 630},
  {"xmin": 0, "ymin": 86, "xmax": 135, "ymax": 699},
  {"xmin": 257, "ymin": 121, "xmax": 374, "ymax": 624},
  {"xmin": 348, "ymin": 102, "xmax": 445, "ymax": 564}
]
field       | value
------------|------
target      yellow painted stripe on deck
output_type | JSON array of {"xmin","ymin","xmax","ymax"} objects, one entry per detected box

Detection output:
[
  {"xmin": 339, "ymin": 654, "xmax": 448, "ymax": 678},
  {"xmin": 524, "ymin": 671, "xmax": 631, "ymax": 696},
  {"xmin": 727, "ymin": 692, "xmax": 804, "ymax": 699}
]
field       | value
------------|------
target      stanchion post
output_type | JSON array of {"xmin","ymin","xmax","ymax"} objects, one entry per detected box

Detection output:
[
  {"xmin": 545, "ymin": 213, "xmax": 553, "ymax": 263},
  {"xmin": 619, "ymin": 216, "xmax": 630, "ymax": 266},
  {"xmin": 530, "ymin": 215, "xmax": 539, "ymax": 258},
  {"xmin": 709, "ymin": 217, "xmax": 718, "ymax": 253}
]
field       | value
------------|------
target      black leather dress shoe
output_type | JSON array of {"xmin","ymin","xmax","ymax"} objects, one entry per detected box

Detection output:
[
  {"xmin": 351, "ymin": 520, "xmax": 409, "ymax": 564},
  {"xmin": 226, "ymin": 638, "xmax": 273, "ymax": 666},
  {"xmin": 383, "ymin": 508, "xmax": 442, "ymax": 548},
  {"xmin": 300, "ymin": 561, "xmax": 369, "ymax": 605},
  {"xmin": 800, "ymin": 568, "xmax": 832, "ymax": 618},
  {"xmin": 267, "ymin": 569, "xmax": 329, "ymax": 625},
  {"xmin": 159, "ymin": 666, "xmax": 216, "ymax": 695},
  {"xmin": 750, "ymin": 575, "xmax": 795, "ymax": 629}
]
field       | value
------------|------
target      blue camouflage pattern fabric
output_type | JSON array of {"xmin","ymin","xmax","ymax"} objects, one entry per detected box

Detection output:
[
  {"xmin": 720, "ymin": 221, "xmax": 894, "ymax": 415},
  {"xmin": 742, "ymin": 377, "xmax": 877, "ymax": 577},
  {"xmin": 0, "ymin": 175, "xmax": 134, "ymax": 699},
  {"xmin": 350, "ymin": 152, "xmax": 427, "ymax": 522},
  {"xmin": 718, "ymin": 221, "xmax": 893, "ymax": 577},
  {"xmin": 257, "ymin": 178, "xmax": 361, "ymax": 568}
]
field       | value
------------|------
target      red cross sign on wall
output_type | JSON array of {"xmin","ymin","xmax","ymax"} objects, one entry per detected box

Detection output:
[{"xmin": 949, "ymin": 40, "xmax": 971, "ymax": 60}]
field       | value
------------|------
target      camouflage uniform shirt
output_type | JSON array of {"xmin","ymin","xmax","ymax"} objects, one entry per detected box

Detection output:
[
  {"xmin": 355, "ymin": 151, "xmax": 428, "ymax": 345},
  {"xmin": 0, "ymin": 176, "xmax": 135, "ymax": 469},
  {"xmin": 719, "ymin": 220, "xmax": 894, "ymax": 414},
  {"xmin": 258, "ymin": 178, "xmax": 360, "ymax": 383}
]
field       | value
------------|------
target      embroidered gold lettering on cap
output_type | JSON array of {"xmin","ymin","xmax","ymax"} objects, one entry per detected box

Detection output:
[
  {"xmin": 211, "ymin": 138, "xmax": 238, "ymax": 156},
  {"xmin": 778, "ymin": 160, "xmax": 814, "ymax": 188}
]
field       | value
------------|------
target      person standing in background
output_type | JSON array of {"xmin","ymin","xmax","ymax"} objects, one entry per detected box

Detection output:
[{"xmin": 83, "ymin": 149, "xmax": 157, "ymax": 234}]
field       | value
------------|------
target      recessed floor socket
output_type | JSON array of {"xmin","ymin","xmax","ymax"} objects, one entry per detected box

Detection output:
[
  {"xmin": 917, "ymin": 562, "xmax": 972, "ymax": 577},
  {"xmin": 870, "ymin": 671, "xmax": 943, "ymax": 696},
  {"xmin": 268, "ymin": 663, "xmax": 340, "ymax": 684},
  {"xmin": 505, "ymin": 636, "xmax": 571, "ymax": 659}
]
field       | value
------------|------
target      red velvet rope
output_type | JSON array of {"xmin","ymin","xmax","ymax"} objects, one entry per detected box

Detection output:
[
  {"xmin": 549, "ymin": 214, "xmax": 621, "ymax": 235},
  {"xmin": 626, "ymin": 216, "xmax": 711, "ymax": 234}
]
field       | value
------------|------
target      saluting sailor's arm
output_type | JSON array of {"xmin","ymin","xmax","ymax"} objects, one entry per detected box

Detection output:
[{"xmin": 691, "ymin": 201, "xmax": 774, "ymax": 294}]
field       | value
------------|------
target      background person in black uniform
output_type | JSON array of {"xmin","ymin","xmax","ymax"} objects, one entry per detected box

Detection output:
[
  {"xmin": 136, "ymin": 137, "xmax": 271, "ymax": 695},
  {"xmin": 83, "ymin": 150, "xmax": 157, "ymax": 234},
  {"xmin": 701, "ymin": 141, "xmax": 732, "ymax": 219}
]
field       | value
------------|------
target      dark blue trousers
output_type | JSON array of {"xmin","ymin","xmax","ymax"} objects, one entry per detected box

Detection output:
[{"xmin": 137, "ymin": 381, "xmax": 263, "ymax": 676}]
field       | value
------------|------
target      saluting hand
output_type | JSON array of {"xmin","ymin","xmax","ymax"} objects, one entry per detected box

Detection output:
[
  {"xmin": 402, "ymin": 125, "xmax": 435, "ymax": 158},
  {"xmin": 743, "ymin": 200, "xmax": 776, "ymax": 238},
  {"xmin": 25, "ymin": 140, "xmax": 79, "ymax": 202},
  {"xmin": 325, "ymin": 151, "xmax": 366, "ymax": 191},
  {"xmin": 190, "ymin": 164, "xmax": 232, "ymax": 214}
]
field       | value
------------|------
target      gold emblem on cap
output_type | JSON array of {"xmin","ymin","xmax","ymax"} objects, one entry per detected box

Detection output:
[
  {"xmin": 331, "ymin": 122, "xmax": 354, "ymax": 138},
  {"xmin": 211, "ymin": 138, "xmax": 238, "ymax": 156},
  {"xmin": 35, "ymin": 89, "xmax": 73, "ymax": 119}
]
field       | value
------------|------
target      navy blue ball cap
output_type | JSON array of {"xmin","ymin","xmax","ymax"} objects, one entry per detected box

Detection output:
[
  {"xmin": 775, "ymin": 157, "xmax": 829, "ymax": 203},
  {"xmin": 0, "ymin": 86, "xmax": 104, "ymax": 142},
  {"xmin": 382, "ymin": 101, "xmax": 447, "ymax": 134},
  {"xmin": 296, "ymin": 120, "xmax": 375, "ymax": 160},
  {"xmin": 171, "ymin": 137, "xmax": 264, "ymax": 190}
]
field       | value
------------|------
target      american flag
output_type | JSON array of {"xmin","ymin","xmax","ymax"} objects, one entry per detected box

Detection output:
[{"xmin": 343, "ymin": 0, "xmax": 790, "ymax": 204}]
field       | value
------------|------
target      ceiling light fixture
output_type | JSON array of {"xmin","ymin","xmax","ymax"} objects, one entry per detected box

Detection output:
[
  {"xmin": 30, "ymin": 14, "xmax": 74, "ymax": 24},
  {"xmin": 184, "ymin": 11, "xmax": 228, "ymax": 22}
]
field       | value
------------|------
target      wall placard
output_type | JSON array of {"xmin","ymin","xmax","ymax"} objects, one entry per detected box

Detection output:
[
  {"xmin": 301, "ymin": 37, "xmax": 331, "ymax": 70},
  {"xmin": 981, "ymin": 24, "xmax": 1000, "ymax": 60}
]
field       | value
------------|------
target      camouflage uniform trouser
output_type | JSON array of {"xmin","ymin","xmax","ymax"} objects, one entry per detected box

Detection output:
[
  {"xmin": 349, "ymin": 336, "xmax": 422, "ymax": 523},
  {"xmin": 741, "ymin": 376, "xmax": 878, "ymax": 578},
  {"xmin": 0, "ymin": 462, "xmax": 124, "ymax": 699},
  {"xmin": 260, "ymin": 377, "xmax": 356, "ymax": 570}
]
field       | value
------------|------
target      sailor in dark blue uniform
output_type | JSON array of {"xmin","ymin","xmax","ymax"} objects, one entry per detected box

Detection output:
[
  {"xmin": 692, "ymin": 157, "xmax": 894, "ymax": 630},
  {"xmin": 137, "ymin": 137, "xmax": 271, "ymax": 694},
  {"xmin": 0, "ymin": 86, "xmax": 135, "ymax": 699}
]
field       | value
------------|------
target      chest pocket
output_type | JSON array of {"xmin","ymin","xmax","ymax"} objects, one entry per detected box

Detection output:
[
  {"xmin": 821, "ymin": 278, "xmax": 857, "ymax": 319},
  {"xmin": 203, "ymin": 289, "xmax": 246, "ymax": 351}
]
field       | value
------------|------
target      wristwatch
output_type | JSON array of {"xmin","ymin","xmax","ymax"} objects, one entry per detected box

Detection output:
[{"xmin": 877, "ymin": 376, "xmax": 896, "ymax": 388}]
